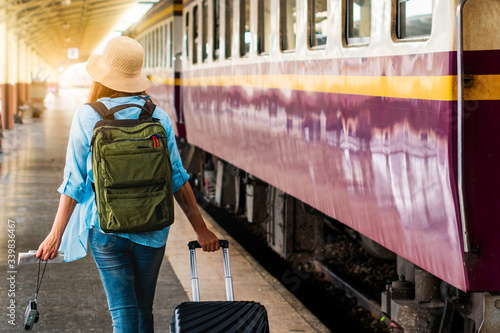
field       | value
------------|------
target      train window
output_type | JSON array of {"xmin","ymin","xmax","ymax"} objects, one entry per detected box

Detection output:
[
  {"xmin": 225, "ymin": 0, "xmax": 233, "ymax": 58},
  {"xmin": 156, "ymin": 27, "xmax": 160, "ymax": 67},
  {"xmin": 280, "ymin": 0, "xmax": 296, "ymax": 51},
  {"xmin": 147, "ymin": 32, "xmax": 152, "ymax": 68},
  {"xmin": 240, "ymin": 0, "xmax": 250, "ymax": 57},
  {"xmin": 151, "ymin": 30, "xmax": 156, "ymax": 68},
  {"xmin": 143, "ymin": 36, "xmax": 147, "ymax": 63},
  {"xmin": 160, "ymin": 26, "xmax": 164, "ymax": 68},
  {"xmin": 152, "ymin": 31, "xmax": 155, "ymax": 66},
  {"xmin": 308, "ymin": 0, "xmax": 327, "ymax": 48},
  {"xmin": 144, "ymin": 33, "xmax": 148, "ymax": 68},
  {"xmin": 193, "ymin": 5, "xmax": 199, "ymax": 64},
  {"xmin": 185, "ymin": 12, "xmax": 189, "ymax": 61},
  {"xmin": 151, "ymin": 29, "xmax": 157, "ymax": 68},
  {"xmin": 202, "ymin": 0, "xmax": 209, "ymax": 62},
  {"xmin": 141, "ymin": 36, "xmax": 146, "ymax": 68},
  {"xmin": 164, "ymin": 23, "xmax": 168, "ymax": 68},
  {"xmin": 258, "ymin": 0, "xmax": 271, "ymax": 54},
  {"xmin": 213, "ymin": 0, "xmax": 220, "ymax": 60},
  {"xmin": 397, "ymin": 0, "xmax": 432, "ymax": 39},
  {"xmin": 162, "ymin": 24, "xmax": 168, "ymax": 68},
  {"xmin": 144, "ymin": 35, "xmax": 148, "ymax": 68},
  {"xmin": 169, "ymin": 21, "xmax": 173, "ymax": 68},
  {"xmin": 346, "ymin": 0, "xmax": 371, "ymax": 45}
]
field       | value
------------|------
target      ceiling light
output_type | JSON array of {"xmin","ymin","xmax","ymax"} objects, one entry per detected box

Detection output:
[{"xmin": 114, "ymin": 3, "xmax": 155, "ymax": 32}]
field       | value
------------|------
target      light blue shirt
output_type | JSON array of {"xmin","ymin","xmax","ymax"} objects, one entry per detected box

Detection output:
[{"xmin": 58, "ymin": 96, "xmax": 189, "ymax": 262}]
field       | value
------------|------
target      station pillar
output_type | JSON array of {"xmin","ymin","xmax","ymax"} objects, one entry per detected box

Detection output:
[
  {"xmin": 1, "ymin": 14, "xmax": 18, "ymax": 130},
  {"xmin": 6, "ymin": 25, "xmax": 19, "ymax": 128},
  {"xmin": 0, "ymin": 14, "xmax": 9, "ymax": 131},
  {"xmin": 25, "ymin": 47, "xmax": 30, "ymax": 102},
  {"xmin": 17, "ymin": 41, "xmax": 28, "ymax": 108}
]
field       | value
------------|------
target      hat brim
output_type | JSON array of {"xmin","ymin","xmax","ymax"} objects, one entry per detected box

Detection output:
[{"xmin": 86, "ymin": 54, "xmax": 151, "ymax": 93}]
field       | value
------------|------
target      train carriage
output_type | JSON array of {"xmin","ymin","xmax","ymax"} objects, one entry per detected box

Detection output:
[
  {"xmin": 129, "ymin": 0, "xmax": 186, "ymax": 137},
  {"xmin": 128, "ymin": 0, "xmax": 500, "ymax": 331}
]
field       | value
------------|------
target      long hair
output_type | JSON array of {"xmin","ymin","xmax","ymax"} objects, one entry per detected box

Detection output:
[{"xmin": 87, "ymin": 81, "xmax": 147, "ymax": 103}]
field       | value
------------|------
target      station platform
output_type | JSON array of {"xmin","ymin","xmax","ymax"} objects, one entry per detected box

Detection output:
[{"xmin": 0, "ymin": 89, "xmax": 330, "ymax": 332}]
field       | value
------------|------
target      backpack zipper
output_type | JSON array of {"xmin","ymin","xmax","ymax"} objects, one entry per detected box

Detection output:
[
  {"xmin": 92, "ymin": 134, "xmax": 163, "ymax": 163},
  {"xmin": 90, "ymin": 123, "xmax": 163, "ymax": 148},
  {"xmin": 106, "ymin": 134, "xmax": 164, "ymax": 145}
]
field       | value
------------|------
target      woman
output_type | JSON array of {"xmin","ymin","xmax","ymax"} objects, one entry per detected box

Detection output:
[{"xmin": 36, "ymin": 36, "xmax": 220, "ymax": 332}]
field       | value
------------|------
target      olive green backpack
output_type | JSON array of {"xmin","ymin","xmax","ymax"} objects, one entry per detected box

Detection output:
[{"xmin": 88, "ymin": 97, "xmax": 174, "ymax": 233}]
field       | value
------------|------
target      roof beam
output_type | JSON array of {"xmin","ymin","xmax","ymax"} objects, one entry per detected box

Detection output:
[{"xmin": 4, "ymin": 0, "xmax": 154, "ymax": 67}]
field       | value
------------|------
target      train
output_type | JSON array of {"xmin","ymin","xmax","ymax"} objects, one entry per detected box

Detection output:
[{"xmin": 125, "ymin": 0, "xmax": 500, "ymax": 332}]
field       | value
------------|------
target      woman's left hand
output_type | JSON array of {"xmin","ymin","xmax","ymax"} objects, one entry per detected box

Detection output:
[{"xmin": 196, "ymin": 228, "xmax": 220, "ymax": 252}]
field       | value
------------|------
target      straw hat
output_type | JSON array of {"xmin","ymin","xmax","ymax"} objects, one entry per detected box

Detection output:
[{"xmin": 86, "ymin": 36, "xmax": 151, "ymax": 93}]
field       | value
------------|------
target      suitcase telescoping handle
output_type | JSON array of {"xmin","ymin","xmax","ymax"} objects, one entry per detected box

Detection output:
[{"xmin": 188, "ymin": 240, "xmax": 234, "ymax": 302}]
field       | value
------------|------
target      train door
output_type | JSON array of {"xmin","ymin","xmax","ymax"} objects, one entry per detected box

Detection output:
[
  {"xmin": 458, "ymin": 0, "xmax": 500, "ymax": 324},
  {"xmin": 173, "ymin": 11, "xmax": 185, "ymax": 137},
  {"xmin": 459, "ymin": 0, "xmax": 500, "ymax": 293},
  {"xmin": 174, "ymin": 50, "xmax": 185, "ymax": 137}
]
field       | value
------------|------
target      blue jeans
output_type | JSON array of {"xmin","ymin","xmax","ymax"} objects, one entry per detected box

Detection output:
[{"xmin": 89, "ymin": 227, "xmax": 165, "ymax": 333}]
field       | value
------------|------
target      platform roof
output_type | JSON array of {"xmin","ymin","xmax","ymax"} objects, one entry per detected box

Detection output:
[{"xmin": 1, "ymin": 0, "xmax": 150, "ymax": 68}]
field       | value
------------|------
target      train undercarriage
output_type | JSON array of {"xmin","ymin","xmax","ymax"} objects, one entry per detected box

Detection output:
[{"xmin": 180, "ymin": 141, "xmax": 500, "ymax": 333}]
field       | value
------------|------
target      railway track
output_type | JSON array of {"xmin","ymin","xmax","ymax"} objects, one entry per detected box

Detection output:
[
  {"xmin": 310, "ymin": 260, "xmax": 385, "ymax": 323},
  {"xmin": 194, "ymin": 188, "xmax": 393, "ymax": 333}
]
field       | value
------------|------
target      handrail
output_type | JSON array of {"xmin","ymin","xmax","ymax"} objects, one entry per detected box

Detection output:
[{"xmin": 456, "ymin": 0, "xmax": 470, "ymax": 254}]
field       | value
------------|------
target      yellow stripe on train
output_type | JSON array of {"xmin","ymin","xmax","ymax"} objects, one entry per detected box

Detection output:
[
  {"xmin": 152, "ymin": 74, "xmax": 500, "ymax": 101},
  {"xmin": 465, "ymin": 75, "xmax": 500, "ymax": 101},
  {"xmin": 149, "ymin": 76, "xmax": 181, "ymax": 86}
]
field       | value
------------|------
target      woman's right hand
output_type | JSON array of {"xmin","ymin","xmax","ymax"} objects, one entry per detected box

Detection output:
[
  {"xmin": 196, "ymin": 227, "xmax": 220, "ymax": 252},
  {"xmin": 36, "ymin": 194, "xmax": 77, "ymax": 261},
  {"xmin": 36, "ymin": 231, "xmax": 62, "ymax": 261}
]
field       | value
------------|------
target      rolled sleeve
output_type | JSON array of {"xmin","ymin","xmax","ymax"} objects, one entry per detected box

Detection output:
[
  {"xmin": 171, "ymin": 160, "xmax": 190, "ymax": 192},
  {"xmin": 58, "ymin": 172, "xmax": 86, "ymax": 203},
  {"xmin": 157, "ymin": 109, "xmax": 190, "ymax": 193},
  {"xmin": 58, "ymin": 108, "xmax": 91, "ymax": 203}
]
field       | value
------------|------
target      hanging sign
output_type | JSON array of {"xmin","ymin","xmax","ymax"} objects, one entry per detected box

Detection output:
[{"xmin": 67, "ymin": 48, "xmax": 79, "ymax": 60}]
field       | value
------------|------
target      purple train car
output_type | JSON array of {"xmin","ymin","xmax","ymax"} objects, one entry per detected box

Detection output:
[{"xmin": 128, "ymin": 0, "xmax": 500, "ymax": 331}]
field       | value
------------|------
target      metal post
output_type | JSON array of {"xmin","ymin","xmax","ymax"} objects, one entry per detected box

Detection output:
[{"xmin": 456, "ymin": 0, "xmax": 470, "ymax": 253}]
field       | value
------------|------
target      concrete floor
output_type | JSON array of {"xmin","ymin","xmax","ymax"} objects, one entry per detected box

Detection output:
[
  {"xmin": 0, "ymin": 90, "xmax": 188, "ymax": 332},
  {"xmin": 0, "ymin": 89, "xmax": 331, "ymax": 333}
]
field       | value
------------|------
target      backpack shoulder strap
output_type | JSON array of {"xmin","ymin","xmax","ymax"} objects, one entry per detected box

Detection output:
[
  {"xmin": 86, "ymin": 97, "xmax": 157, "ymax": 121},
  {"xmin": 86, "ymin": 102, "xmax": 109, "ymax": 120},
  {"xmin": 142, "ymin": 97, "xmax": 156, "ymax": 117},
  {"xmin": 107, "ymin": 97, "xmax": 157, "ymax": 120}
]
